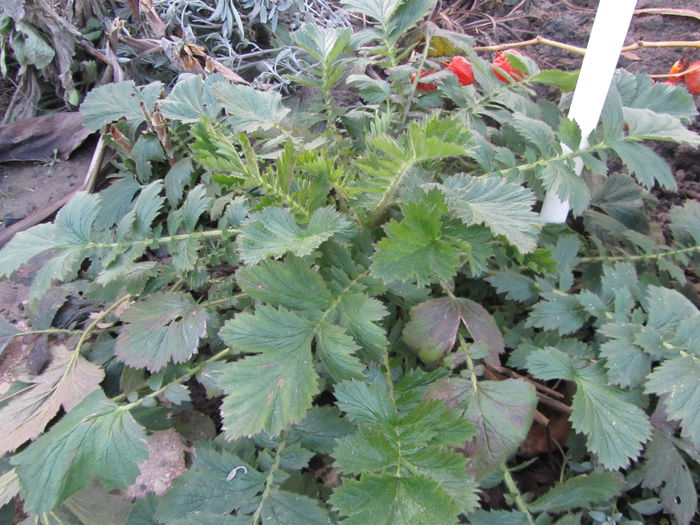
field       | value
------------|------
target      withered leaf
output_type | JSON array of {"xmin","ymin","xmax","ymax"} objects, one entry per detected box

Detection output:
[
  {"xmin": 403, "ymin": 297, "xmax": 504, "ymax": 369},
  {"xmin": 0, "ymin": 344, "xmax": 104, "ymax": 455}
]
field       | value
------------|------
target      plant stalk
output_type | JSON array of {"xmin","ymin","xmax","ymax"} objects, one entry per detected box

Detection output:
[{"xmin": 502, "ymin": 464, "xmax": 536, "ymax": 525}]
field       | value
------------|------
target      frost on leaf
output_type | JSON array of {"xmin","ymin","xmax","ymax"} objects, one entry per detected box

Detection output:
[
  {"xmin": 125, "ymin": 429, "xmax": 187, "ymax": 498},
  {"xmin": 0, "ymin": 344, "xmax": 104, "ymax": 455},
  {"xmin": 403, "ymin": 296, "xmax": 504, "ymax": 368}
]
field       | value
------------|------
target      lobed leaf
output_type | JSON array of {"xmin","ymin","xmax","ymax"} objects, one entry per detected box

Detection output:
[
  {"xmin": 12, "ymin": 390, "xmax": 148, "ymax": 515},
  {"xmin": 115, "ymin": 293, "xmax": 209, "ymax": 372},
  {"xmin": 0, "ymin": 345, "xmax": 104, "ymax": 455},
  {"xmin": 239, "ymin": 207, "xmax": 351, "ymax": 265},
  {"xmin": 427, "ymin": 378, "xmax": 537, "ymax": 478},
  {"xmin": 154, "ymin": 445, "xmax": 264, "ymax": 521},
  {"xmin": 645, "ymin": 356, "xmax": 700, "ymax": 446},
  {"xmin": 438, "ymin": 175, "xmax": 540, "ymax": 253},
  {"xmin": 331, "ymin": 473, "xmax": 461, "ymax": 525},
  {"xmin": 219, "ymin": 306, "xmax": 318, "ymax": 438},
  {"xmin": 403, "ymin": 297, "xmax": 504, "ymax": 368}
]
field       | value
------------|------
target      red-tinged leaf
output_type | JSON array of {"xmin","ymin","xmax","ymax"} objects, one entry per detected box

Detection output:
[
  {"xmin": 403, "ymin": 297, "xmax": 504, "ymax": 369},
  {"xmin": 427, "ymin": 378, "xmax": 537, "ymax": 479}
]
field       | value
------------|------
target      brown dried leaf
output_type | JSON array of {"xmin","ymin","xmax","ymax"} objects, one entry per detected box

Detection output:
[
  {"xmin": 139, "ymin": 0, "xmax": 167, "ymax": 37},
  {"xmin": 125, "ymin": 428, "xmax": 187, "ymax": 499},
  {"xmin": 0, "ymin": 112, "xmax": 91, "ymax": 162},
  {"xmin": 0, "ymin": 344, "xmax": 104, "ymax": 455}
]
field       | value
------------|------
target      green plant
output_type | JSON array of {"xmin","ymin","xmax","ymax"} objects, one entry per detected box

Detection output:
[{"xmin": 1, "ymin": 0, "xmax": 700, "ymax": 523}]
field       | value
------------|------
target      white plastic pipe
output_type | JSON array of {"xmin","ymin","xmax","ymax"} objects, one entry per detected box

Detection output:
[{"xmin": 540, "ymin": 0, "xmax": 638, "ymax": 223}]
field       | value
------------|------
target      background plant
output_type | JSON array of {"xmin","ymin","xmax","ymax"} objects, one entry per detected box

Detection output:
[{"xmin": 1, "ymin": 0, "xmax": 700, "ymax": 523}]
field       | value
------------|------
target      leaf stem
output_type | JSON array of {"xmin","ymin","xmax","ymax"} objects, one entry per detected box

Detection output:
[
  {"xmin": 578, "ymin": 244, "xmax": 700, "ymax": 264},
  {"xmin": 5, "ymin": 327, "xmax": 82, "ymax": 338},
  {"xmin": 252, "ymin": 433, "xmax": 286, "ymax": 524},
  {"xmin": 369, "ymin": 159, "xmax": 413, "ymax": 223},
  {"xmin": 74, "ymin": 294, "xmax": 132, "ymax": 356},
  {"xmin": 401, "ymin": 27, "xmax": 432, "ymax": 127},
  {"xmin": 114, "ymin": 347, "xmax": 231, "ymax": 405},
  {"xmin": 501, "ymin": 463, "xmax": 536, "ymax": 525},
  {"xmin": 458, "ymin": 332, "xmax": 479, "ymax": 393}
]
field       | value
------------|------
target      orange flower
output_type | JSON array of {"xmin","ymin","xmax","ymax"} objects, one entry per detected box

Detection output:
[
  {"xmin": 444, "ymin": 56, "xmax": 475, "ymax": 86},
  {"xmin": 492, "ymin": 50, "xmax": 526, "ymax": 83},
  {"xmin": 665, "ymin": 58, "xmax": 689, "ymax": 84},
  {"xmin": 411, "ymin": 70, "xmax": 438, "ymax": 91},
  {"xmin": 684, "ymin": 61, "xmax": 700, "ymax": 95}
]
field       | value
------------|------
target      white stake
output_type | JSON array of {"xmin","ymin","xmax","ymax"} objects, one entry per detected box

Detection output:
[{"xmin": 540, "ymin": 0, "xmax": 638, "ymax": 223}]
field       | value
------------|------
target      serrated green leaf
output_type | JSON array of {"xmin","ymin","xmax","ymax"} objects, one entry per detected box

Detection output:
[
  {"xmin": 0, "ymin": 345, "xmax": 104, "ymax": 455},
  {"xmin": 0, "ymin": 192, "xmax": 102, "ymax": 278},
  {"xmin": 403, "ymin": 297, "xmax": 504, "ymax": 368},
  {"xmin": 670, "ymin": 200, "xmax": 700, "ymax": 246},
  {"xmin": 81, "ymin": 81, "xmax": 162, "ymax": 131},
  {"xmin": 115, "ymin": 293, "xmax": 209, "ymax": 372},
  {"xmin": 531, "ymin": 70, "xmax": 580, "ymax": 92},
  {"xmin": 289, "ymin": 406, "xmax": 354, "ymax": 453},
  {"xmin": 55, "ymin": 191, "xmax": 101, "ymax": 244},
  {"xmin": 525, "ymin": 346, "xmax": 576, "ymax": 380},
  {"xmin": 154, "ymin": 446, "xmax": 264, "ymax": 521},
  {"xmin": 164, "ymin": 159, "xmax": 194, "ymax": 207},
  {"xmin": 600, "ymin": 339, "xmax": 650, "ymax": 388},
  {"xmin": 212, "ymin": 83, "xmax": 290, "ymax": 132},
  {"xmin": 645, "ymin": 356, "xmax": 700, "ymax": 446},
  {"xmin": 239, "ymin": 207, "xmax": 350, "ymax": 264},
  {"xmin": 487, "ymin": 271, "xmax": 538, "ymax": 302},
  {"xmin": 370, "ymin": 190, "xmax": 461, "ymax": 286},
  {"xmin": 219, "ymin": 306, "xmax": 318, "ymax": 438},
  {"xmin": 237, "ymin": 257, "xmax": 332, "ymax": 312},
  {"xmin": 340, "ymin": 0, "xmax": 401, "ymax": 26},
  {"xmin": 316, "ymin": 322, "xmax": 364, "ymax": 381},
  {"xmin": 539, "ymin": 160, "xmax": 590, "ymax": 215},
  {"xmin": 294, "ymin": 23, "xmax": 352, "ymax": 65},
  {"xmin": 642, "ymin": 430, "xmax": 697, "ymax": 525},
  {"xmin": 529, "ymin": 473, "xmax": 623, "ymax": 513},
  {"xmin": 609, "ymin": 140, "xmax": 675, "ymax": 190},
  {"xmin": 623, "ymin": 107, "xmax": 700, "ymax": 146},
  {"xmin": 261, "ymin": 489, "xmax": 333, "ymax": 524},
  {"xmin": 331, "ymin": 473, "xmax": 460, "ymax": 525},
  {"xmin": 439, "ymin": 175, "xmax": 540, "ymax": 253},
  {"xmin": 512, "ymin": 113, "xmax": 557, "ymax": 156},
  {"xmin": 334, "ymin": 293, "xmax": 388, "ymax": 362},
  {"xmin": 467, "ymin": 510, "xmax": 530, "ymax": 525},
  {"xmin": 571, "ymin": 366, "xmax": 651, "ymax": 469},
  {"xmin": 526, "ymin": 292, "xmax": 587, "ymax": 335},
  {"xmin": 334, "ymin": 425, "xmax": 399, "ymax": 473},
  {"xmin": 180, "ymin": 184, "xmax": 212, "ymax": 231},
  {"xmin": 158, "ymin": 74, "xmax": 220, "ymax": 123},
  {"xmin": 0, "ymin": 316, "xmax": 20, "ymax": 356},
  {"xmin": 63, "ymin": 482, "xmax": 134, "ymax": 525},
  {"xmin": 132, "ymin": 181, "xmax": 165, "ymax": 233},
  {"xmin": 427, "ymin": 378, "xmax": 536, "ymax": 478},
  {"xmin": 126, "ymin": 494, "xmax": 161, "ymax": 525},
  {"xmin": 335, "ymin": 378, "xmax": 396, "ymax": 425},
  {"xmin": 171, "ymin": 514, "xmax": 249, "ymax": 525},
  {"xmin": 12, "ymin": 390, "xmax": 148, "ymax": 515},
  {"xmin": 347, "ymin": 74, "xmax": 390, "ymax": 104}
]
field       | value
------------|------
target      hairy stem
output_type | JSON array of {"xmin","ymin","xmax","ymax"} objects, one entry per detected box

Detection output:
[
  {"xmin": 502, "ymin": 464, "xmax": 536, "ymax": 525},
  {"xmin": 115, "ymin": 347, "xmax": 231, "ymax": 405},
  {"xmin": 252, "ymin": 434, "xmax": 286, "ymax": 524},
  {"xmin": 578, "ymin": 244, "xmax": 700, "ymax": 264}
]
